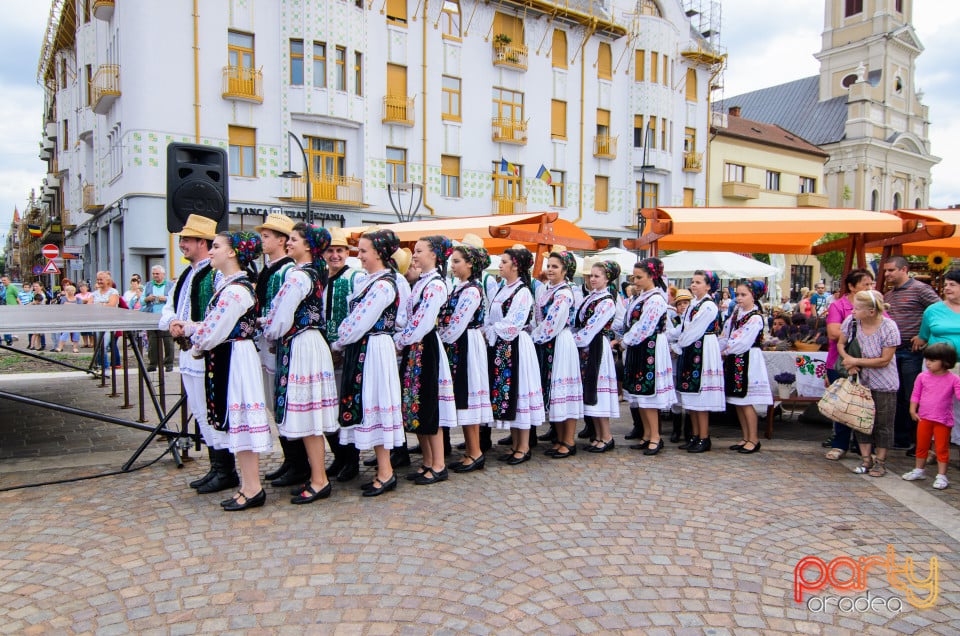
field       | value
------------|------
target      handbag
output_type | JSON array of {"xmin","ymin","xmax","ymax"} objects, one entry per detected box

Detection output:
[
  {"xmin": 834, "ymin": 319, "xmax": 860, "ymax": 378},
  {"xmin": 818, "ymin": 375, "xmax": 875, "ymax": 434}
]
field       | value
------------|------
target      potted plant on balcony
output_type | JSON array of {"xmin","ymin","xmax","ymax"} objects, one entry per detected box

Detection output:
[
  {"xmin": 494, "ymin": 33, "xmax": 512, "ymax": 45},
  {"xmin": 773, "ymin": 372, "xmax": 796, "ymax": 399}
]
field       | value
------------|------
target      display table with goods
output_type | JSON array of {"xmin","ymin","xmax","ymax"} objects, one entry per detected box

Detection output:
[
  {"xmin": 0, "ymin": 305, "xmax": 197, "ymax": 471},
  {"xmin": 761, "ymin": 350, "xmax": 828, "ymax": 439}
]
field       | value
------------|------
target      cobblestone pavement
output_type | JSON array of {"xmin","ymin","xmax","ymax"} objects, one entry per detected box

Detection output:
[{"xmin": 1, "ymin": 372, "xmax": 959, "ymax": 634}]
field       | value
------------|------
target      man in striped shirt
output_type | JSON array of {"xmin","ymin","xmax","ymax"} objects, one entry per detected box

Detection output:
[{"xmin": 882, "ymin": 256, "xmax": 941, "ymax": 454}]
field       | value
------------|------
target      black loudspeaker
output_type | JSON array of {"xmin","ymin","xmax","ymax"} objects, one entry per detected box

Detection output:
[{"xmin": 166, "ymin": 142, "xmax": 229, "ymax": 233}]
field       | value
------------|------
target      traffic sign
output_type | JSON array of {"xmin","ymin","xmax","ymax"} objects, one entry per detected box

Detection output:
[
  {"xmin": 32, "ymin": 265, "xmax": 43, "ymax": 275},
  {"xmin": 41, "ymin": 260, "xmax": 60, "ymax": 275},
  {"xmin": 41, "ymin": 244, "xmax": 59, "ymax": 260}
]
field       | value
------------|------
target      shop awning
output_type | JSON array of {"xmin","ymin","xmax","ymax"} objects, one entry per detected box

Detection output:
[
  {"xmin": 871, "ymin": 209, "xmax": 960, "ymax": 256},
  {"xmin": 345, "ymin": 212, "xmax": 606, "ymax": 253},
  {"xmin": 626, "ymin": 207, "xmax": 905, "ymax": 255}
]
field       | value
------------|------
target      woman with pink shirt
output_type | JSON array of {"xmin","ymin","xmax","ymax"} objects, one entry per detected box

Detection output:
[{"xmin": 824, "ymin": 268, "xmax": 875, "ymax": 460}]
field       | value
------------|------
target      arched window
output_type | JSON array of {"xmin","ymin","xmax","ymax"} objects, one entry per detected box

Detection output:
[
  {"xmin": 640, "ymin": 0, "xmax": 661, "ymax": 17},
  {"xmin": 552, "ymin": 30, "xmax": 567, "ymax": 69},
  {"xmin": 597, "ymin": 42, "xmax": 612, "ymax": 80},
  {"xmin": 893, "ymin": 192, "xmax": 902, "ymax": 210},
  {"xmin": 685, "ymin": 68, "xmax": 697, "ymax": 101},
  {"xmin": 915, "ymin": 197, "xmax": 922, "ymax": 209},
  {"xmin": 871, "ymin": 190, "xmax": 879, "ymax": 211}
]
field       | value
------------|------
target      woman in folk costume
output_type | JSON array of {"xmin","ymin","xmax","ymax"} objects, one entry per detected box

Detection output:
[
  {"xmin": 439, "ymin": 245, "xmax": 495, "ymax": 473},
  {"xmin": 261, "ymin": 223, "xmax": 340, "ymax": 504},
  {"xmin": 531, "ymin": 250, "xmax": 584, "ymax": 459},
  {"xmin": 719, "ymin": 279, "xmax": 772, "ymax": 455},
  {"xmin": 178, "ymin": 231, "xmax": 270, "ymax": 511},
  {"xmin": 618, "ymin": 258, "xmax": 676, "ymax": 456},
  {"xmin": 485, "ymin": 246, "xmax": 545, "ymax": 465},
  {"xmin": 573, "ymin": 260, "xmax": 622, "ymax": 453},
  {"xmin": 395, "ymin": 235, "xmax": 458, "ymax": 485},
  {"xmin": 671, "ymin": 270, "xmax": 726, "ymax": 453},
  {"xmin": 331, "ymin": 229, "xmax": 404, "ymax": 497}
]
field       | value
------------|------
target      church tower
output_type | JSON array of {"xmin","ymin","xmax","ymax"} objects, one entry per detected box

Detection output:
[{"xmin": 815, "ymin": 0, "xmax": 938, "ymax": 210}]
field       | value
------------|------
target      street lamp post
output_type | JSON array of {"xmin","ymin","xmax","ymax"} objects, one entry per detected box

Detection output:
[
  {"xmin": 635, "ymin": 121, "xmax": 655, "ymax": 258},
  {"xmin": 280, "ymin": 132, "xmax": 311, "ymax": 224}
]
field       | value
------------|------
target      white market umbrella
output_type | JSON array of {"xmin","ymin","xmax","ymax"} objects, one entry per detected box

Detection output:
[
  {"xmin": 660, "ymin": 251, "xmax": 778, "ymax": 279},
  {"xmin": 592, "ymin": 247, "xmax": 639, "ymax": 272}
]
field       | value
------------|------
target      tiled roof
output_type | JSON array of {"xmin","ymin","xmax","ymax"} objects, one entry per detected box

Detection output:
[
  {"xmin": 715, "ymin": 115, "xmax": 829, "ymax": 158},
  {"xmin": 716, "ymin": 76, "xmax": 848, "ymax": 146}
]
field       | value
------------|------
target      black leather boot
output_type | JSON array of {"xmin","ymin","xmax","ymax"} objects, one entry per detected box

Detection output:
[
  {"xmin": 687, "ymin": 437, "xmax": 712, "ymax": 453},
  {"xmin": 336, "ymin": 442, "xmax": 360, "ymax": 482},
  {"xmin": 196, "ymin": 448, "xmax": 240, "ymax": 494},
  {"xmin": 625, "ymin": 407, "xmax": 643, "ymax": 440},
  {"xmin": 678, "ymin": 436, "xmax": 698, "ymax": 450},
  {"xmin": 324, "ymin": 433, "xmax": 344, "ymax": 477},
  {"xmin": 188, "ymin": 446, "xmax": 218, "ymax": 489},
  {"xmin": 578, "ymin": 415, "xmax": 596, "ymax": 440},
  {"xmin": 264, "ymin": 436, "xmax": 293, "ymax": 481},
  {"xmin": 669, "ymin": 412, "xmax": 683, "ymax": 443},
  {"xmin": 443, "ymin": 427, "xmax": 452, "ymax": 456},
  {"xmin": 390, "ymin": 445, "xmax": 412, "ymax": 468},
  {"xmin": 479, "ymin": 425, "xmax": 492, "ymax": 454},
  {"xmin": 271, "ymin": 438, "xmax": 310, "ymax": 487}
]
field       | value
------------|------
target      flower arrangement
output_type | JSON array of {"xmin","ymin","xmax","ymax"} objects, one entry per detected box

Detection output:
[
  {"xmin": 774, "ymin": 372, "xmax": 796, "ymax": 385},
  {"xmin": 927, "ymin": 251, "xmax": 951, "ymax": 272},
  {"xmin": 494, "ymin": 33, "xmax": 512, "ymax": 45}
]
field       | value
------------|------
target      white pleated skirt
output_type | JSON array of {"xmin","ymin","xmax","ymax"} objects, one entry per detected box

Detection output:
[
  {"xmin": 725, "ymin": 348, "xmax": 774, "ymax": 407},
  {"xmin": 584, "ymin": 336, "xmax": 621, "ymax": 419},
  {"xmin": 678, "ymin": 334, "xmax": 727, "ymax": 412},
  {"xmin": 434, "ymin": 332, "xmax": 459, "ymax": 429},
  {"xmin": 494, "ymin": 332, "xmax": 546, "ymax": 430},
  {"xmin": 339, "ymin": 333, "xmax": 405, "ymax": 451},
  {"xmin": 224, "ymin": 340, "xmax": 273, "ymax": 454},
  {"xmin": 456, "ymin": 329, "xmax": 494, "ymax": 426},
  {"xmin": 277, "ymin": 330, "xmax": 340, "ymax": 438},
  {"xmin": 624, "ymin": 334, "xmax": 677, "ymax": 411},
  {"xmin": 182, "ymin": 373, "xmax": 229, "ymax": 450},
  {"xmin": 545, "ymin": 329, "xmax": 585, "ymax": 422}
]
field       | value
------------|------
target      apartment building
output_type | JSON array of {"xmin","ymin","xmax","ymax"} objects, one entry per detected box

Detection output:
[{"xmin": 36, "ymin": 0, "xmax": 720, "ymax": 280}]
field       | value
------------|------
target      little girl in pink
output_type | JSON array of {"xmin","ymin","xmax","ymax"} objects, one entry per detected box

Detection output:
[{"xmin": 902, "ymin": 342, "xmax": 960, "ymax": 490}]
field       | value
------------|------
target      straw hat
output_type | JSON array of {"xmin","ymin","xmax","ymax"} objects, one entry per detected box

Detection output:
[
  {"xmin": 179, "ymin": 215, "xmax": 218, "ymax": 240},
  {"xmin": 393, "ymin": 247, "xmax": 413, "ymax": 276},
  {"xmin": 329, "ymin": 227, "xmax": 350, "ymax": 248},
  {"xmin": 254, "ymin": 212, "xmax": 295, "ymax": 236},
  {"xmin": 674, "ymin": 289, "xmax": 693, "ymax": 303},
  {"xmin": 460, "ymin": 233, "xmax": 485, "ymax": 249}
]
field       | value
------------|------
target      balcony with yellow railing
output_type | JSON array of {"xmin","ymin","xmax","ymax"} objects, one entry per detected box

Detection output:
[
  {"xmin": 491, "ymin": 118, "xmax": 527, "ymax": 144},
  {"xmin": 83, "ymin": 184, "xmax": 103, "ymax": 213},
  {"xmin": 93, "ymin": 0, "xmax": 115, "ymax": 20},
  {"xmin": 683, "ymin": 151, "xmax": 703, "ymax": 172},
  {"xmin": 593, "ymin": 135, "xmax": 618, "ymax": 159},
  {"xmin": 492, "ymin": 195, "xmax": 527, "ymax": 215},
  {"xmin": 222, "ymin": 66, "xmax": 263, "ymax": 103},
  {"xmin": 492, "ymin": 39, "xmax": 528, "ymax": 71},
  {"xmin": 281, "ymin": 174, "xmax": 364, "ymax": 206},
  {"xmin": 91, "ymin": 64, "xmax": 121, "ymax": 115},
  {"xmin": 382, "ymin": 96, "xmax": 415, "ymax": 126}
]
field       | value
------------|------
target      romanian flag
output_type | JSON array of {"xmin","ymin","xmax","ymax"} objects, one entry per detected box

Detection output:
[
  {"xmin": 536, "ymin": 164, "xmax": 552, "ymax": 185},
  {"xmin": 500, "ymin": 158, "xmax": 519, "ymax": 176},
  {"xmin": 27, "ymin": 224, "xmax": 42, "ymax": 237}
]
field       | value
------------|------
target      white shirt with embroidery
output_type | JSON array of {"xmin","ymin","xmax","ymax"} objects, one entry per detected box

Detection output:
[
  {"xmin": 530, "ymin": 283, "xmax": 574, "ymax": 345},
  {"xmin": 484, "ymin": 279, "xmax": 533, "ymax": 345},
  {"xmin": 719, "ymin": 306, "xmax": 764, "ymax": 356},
  {"xmin": 260, "ymin": 267, "xmax": 314, "ymax": 343},
  {"xmin": 158, "ymin": 258, "xmax": 210, "ymax": 331},
  {"xmin": 394, "ymin": 269, "xmax": 448, "ymax": 347},
  {"xmin": 438, "ymin": 280, "xmax": 483, "ymax": 345},
  {"xmin": 332, "ymin": 271, "xmax": 397, "ymax": 351},
  {"xmin": 671, "ymin": 295, "xmax": 720, "ymax": 355},
  {"xmin": 184, "ymin": 273, "xmax": 255, "ymax": 352},
  {"xmin": 572, "ymin": 290, "xmax": 616, "ymax": 348},
  {"xmin": 620, "ymin": 288, "xmax": 669, "ymax": 347}
]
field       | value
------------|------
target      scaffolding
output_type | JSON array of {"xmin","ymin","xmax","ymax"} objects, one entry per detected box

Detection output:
[{"xmin": 680, "ymin": 0, "xmax": 725, "ymax": 77}]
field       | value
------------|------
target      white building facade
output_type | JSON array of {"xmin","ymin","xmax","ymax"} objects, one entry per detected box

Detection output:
[{"xmin": 38, "ymin": 0, "xmax": 719, "ymax": 281}]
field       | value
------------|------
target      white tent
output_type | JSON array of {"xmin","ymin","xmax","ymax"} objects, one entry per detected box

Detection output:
[
  {"xmin": 660, "ymin": 251, "xmax": 779, "ymax": 279},
  {"xmin": 591, "ymin": 247, "xmax": 639, "ymax": 272}
]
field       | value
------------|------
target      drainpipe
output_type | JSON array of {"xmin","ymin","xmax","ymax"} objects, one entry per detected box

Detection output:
[
  {"xmin": 576, "ymin": 23, "xmax": 596, "ymax": 223},
  {"xmin": 421, "ymin": 0, "xmax": 435, "ymax": 215},
  {"xmin": 703, "ymin": 62, "xmax": 724, "ymax": 207}
]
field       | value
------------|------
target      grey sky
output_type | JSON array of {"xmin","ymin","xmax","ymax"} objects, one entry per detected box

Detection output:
[{"xmin": 0, "ymin": 1, "xmax": 956, "ymax": 249}]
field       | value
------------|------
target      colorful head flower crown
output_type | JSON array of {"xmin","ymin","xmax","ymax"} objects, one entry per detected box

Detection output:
[
  {"xmin": 697, "ymin": 270, "xmax": 720, "ymax": 295},
  {"xmin": 364, "ymin": 229, "xmax": 401, "ymax": 270},
  {"xmin": 551, "ymin": 250, "xmax": 577, "ymax": 282},
  {"xmin": 745, "ymin": 279, "xmax": 767, "ymax": 301},
  {"xmin": 454, "ymin": 245, "xmax": 490, "ymax": 280},
  {"xmin": 228, "ymin": 231, "xmax": 263, "ymax": 268},
  {"xmin": 422, "ymin": 235, "xmax": 454, "ymax": 277}
]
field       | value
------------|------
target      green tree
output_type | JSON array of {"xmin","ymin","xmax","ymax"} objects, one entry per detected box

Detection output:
[{"xmin": 816, "ymin": 232, "xmax": 847, "ymax": 279}]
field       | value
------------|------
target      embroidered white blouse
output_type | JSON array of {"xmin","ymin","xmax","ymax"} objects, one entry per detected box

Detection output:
[
  {"xmin": 260, "ymin": 267, "xmax": 316, "ymax": 342},
  {"xmin": 619, "ymin": 288, "xmax": 669, "ymax": 347},
  {"xmin": 184, "ymin": 273, "xmax": 255, "ymax": 352},
  {"xmin": 572, "ymin": 291, "xmax": 616, "ymax": 348},
  {"xmin": 530, "ymin": 283, "xmax": 574, "ymax": 345},
  {"xmin": 438, "ymin": 280, "xmax": 483, "ymax": 345},
  {"xmin": 394, "ymin": 269, "xmax": 448, "ymax": 347},
  {"xmin": 719, "ymin": 306, "xmax": 764, "ymax": 356},
  {"xmin": 332, "ymin": 271, "xmax": 398, "ymax": 351},
  {"xmin": 484, "ymin": 278, "xmax": 533, "ymax": 345},
  {"xmin": 671, "ymin": 296, "xmax": 720, "ymax": 354}
]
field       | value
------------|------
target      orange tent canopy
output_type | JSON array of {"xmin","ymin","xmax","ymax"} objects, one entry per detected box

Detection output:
[
  {"xmin": 628, "ymin": 207, "xmax": 905, "ymax": 254},
  {"xmin": 345, "ymin": 212, "xmax": 605, "ymax": 254},
  {"xmin": 879, "ymin": 209, "xmax": 960, "ymax": 256}
]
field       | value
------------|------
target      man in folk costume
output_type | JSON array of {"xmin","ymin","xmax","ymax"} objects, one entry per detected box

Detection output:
[
  {"xmin": 253, "ymin": 212, "xmax": 308, "ymax": 489},
  {"xmin": 322, "ymin": 227, "xmax": 365, "ymax": 482},
  {"xmin": 160, "ymin": 215, "xmax": 234, "ymax": 493}
]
